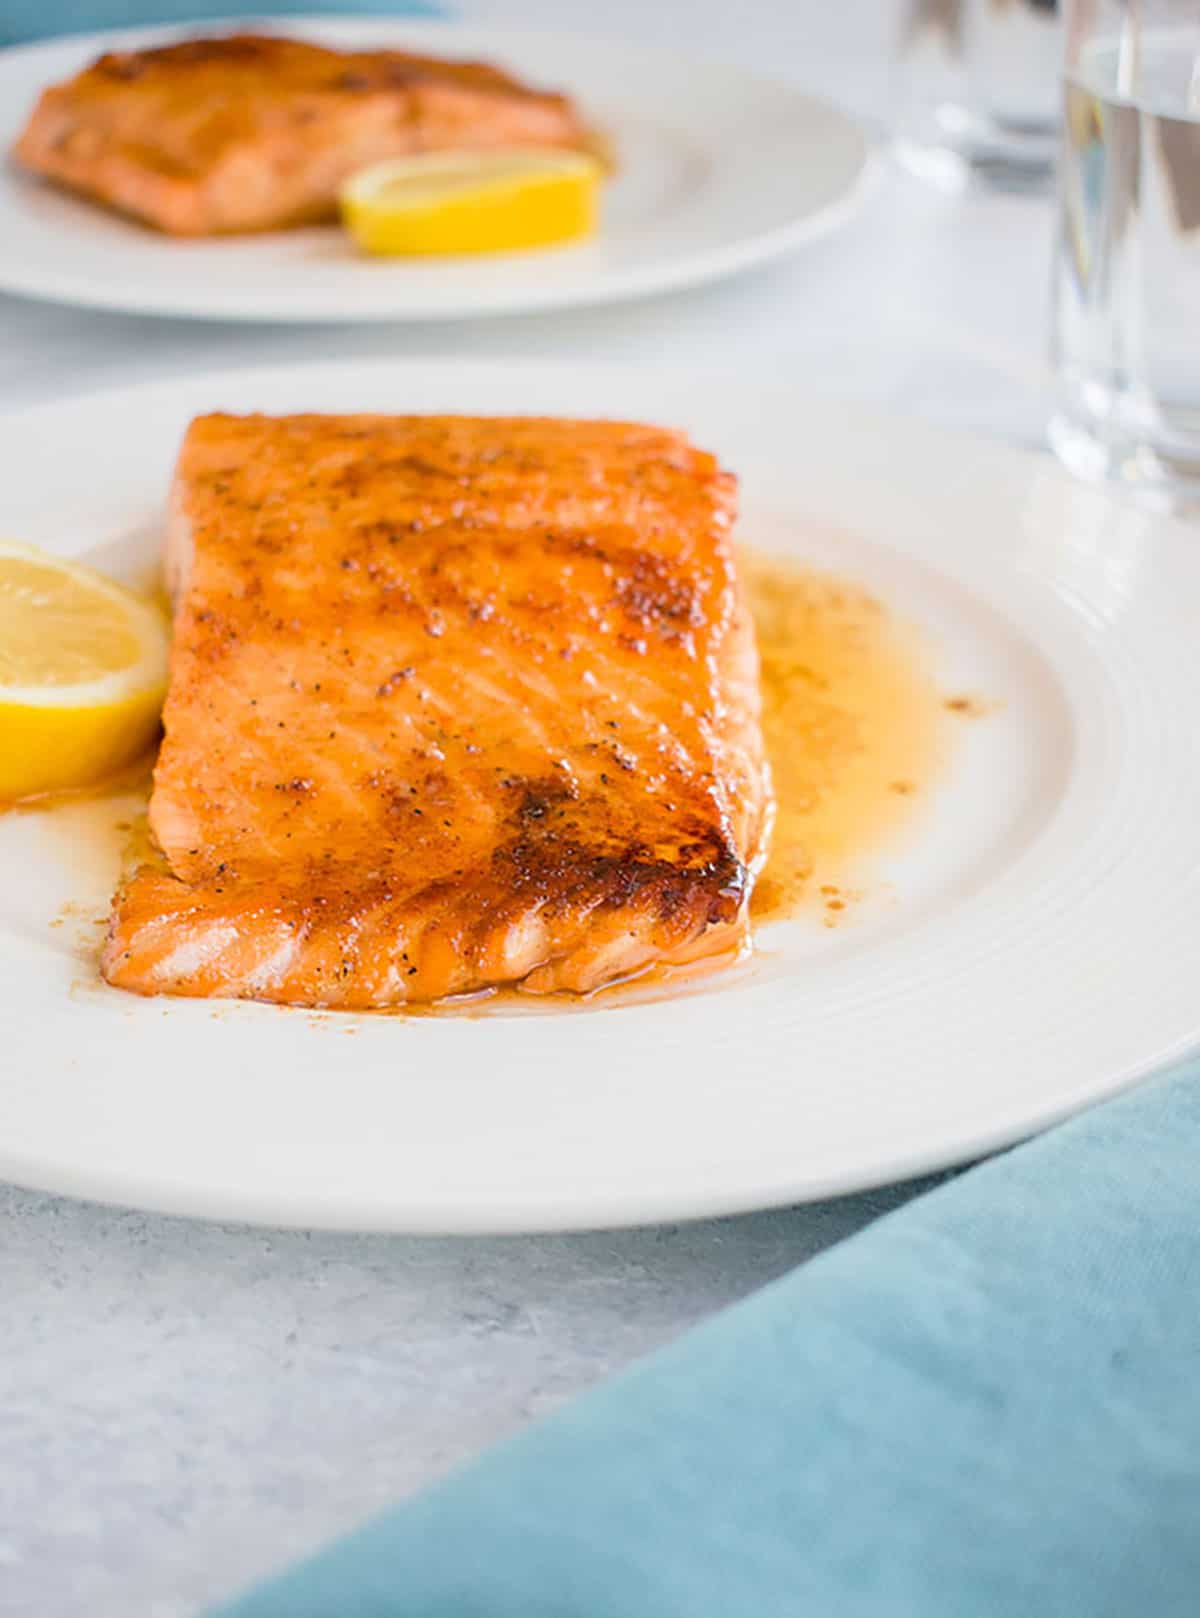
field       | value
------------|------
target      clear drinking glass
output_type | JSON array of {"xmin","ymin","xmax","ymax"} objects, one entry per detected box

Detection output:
[
  {"xmin": 895, "ymin": 0, "xmax": 1062, "ymax": 189},
  {"xmin": 1050, "ymin": 0, "xmax": 1200, "ymax": 507}
]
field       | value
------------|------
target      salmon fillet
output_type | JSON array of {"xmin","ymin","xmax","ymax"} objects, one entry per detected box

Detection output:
[
  {"xmin": 13, "ymin": 34, "xmax": 591, "ymax": 235},
  {"xmin": 102, "ymin": 414, "xmax": 770, "ymax": 1009}
]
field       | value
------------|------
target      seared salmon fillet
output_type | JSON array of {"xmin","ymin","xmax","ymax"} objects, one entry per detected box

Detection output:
[
  {"xmin": 13, "ymin": 34, "xmax": 591, "ymax": 235},
  {"xmin": 103, "ymin": 414, "xmax": 770, "ymax": 1009}
]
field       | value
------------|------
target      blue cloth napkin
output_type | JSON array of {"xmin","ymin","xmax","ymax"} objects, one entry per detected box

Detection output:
[
  {"xmin": 210, "ymin": 1059, "xmax": 1200, "ymax": 1618},
  {"xmin": 1, "ymin": 2, "xmax": 440, "ymax": 48}
]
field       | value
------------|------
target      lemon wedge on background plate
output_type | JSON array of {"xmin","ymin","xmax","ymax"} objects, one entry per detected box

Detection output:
[
  {"xmin": 0, "ymin": 542, "xmax": 169, "ymax": 802},
  {"xmin": 341, "ymin": 148, "xmax": 602, "ymax": 257}
]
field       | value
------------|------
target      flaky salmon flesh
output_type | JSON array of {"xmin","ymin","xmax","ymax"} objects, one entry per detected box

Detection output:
[
  {"xmin": 102, "ymin": 414, "xmax": 771, "ymax": 1009},
  {"xmin": 12, "ymin": 34, "xmax": 592, "ymax": 236}
]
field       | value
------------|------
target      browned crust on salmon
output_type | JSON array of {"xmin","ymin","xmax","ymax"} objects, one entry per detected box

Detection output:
[
  {"xmin": 12, "ymin": 34, "xmax": 592, "ymax": 235},
  {"xmin": 102, "ymin": 413, "xmax": 771, "ymax": 1008}
]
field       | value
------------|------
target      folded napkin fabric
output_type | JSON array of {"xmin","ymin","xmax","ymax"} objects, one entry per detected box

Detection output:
[
  {"xmin": 211, "ymin": 1059, "xmax": 1200, "ymax": 1618},
  {"xmin": 2, "ymin": 2, "xmax": 440, "ymax": 48}
]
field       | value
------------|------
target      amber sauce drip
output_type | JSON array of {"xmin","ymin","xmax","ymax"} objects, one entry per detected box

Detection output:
[{"xmin": 744, "ymin": 549, "xmax": 943, "ymax": 928}]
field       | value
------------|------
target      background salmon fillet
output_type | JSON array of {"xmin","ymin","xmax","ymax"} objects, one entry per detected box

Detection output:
[{"xmin": 103, "ymin": 413, "xmax": 771, "ymax": 1008}]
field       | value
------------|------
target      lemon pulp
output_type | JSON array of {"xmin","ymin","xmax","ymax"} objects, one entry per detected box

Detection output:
[{"xmin": 0, "ymin": 542, "xmax": 169, "ymax": 802}]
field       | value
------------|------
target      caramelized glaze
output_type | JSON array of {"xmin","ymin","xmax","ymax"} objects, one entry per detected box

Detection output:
[{"xmin": 104, "ymin": 414, "xmax": 770, "ymax": 1007}]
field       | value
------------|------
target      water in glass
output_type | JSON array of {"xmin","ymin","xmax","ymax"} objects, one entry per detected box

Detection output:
[{"xmin": 1051, "ymin": 14, "xmax": 1200, "ymax": 506}]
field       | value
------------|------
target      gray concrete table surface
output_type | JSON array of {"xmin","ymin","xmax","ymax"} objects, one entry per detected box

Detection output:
[{"xmin": 0, "ymin": 3, "xmax": 1053, "ymax": 1614}]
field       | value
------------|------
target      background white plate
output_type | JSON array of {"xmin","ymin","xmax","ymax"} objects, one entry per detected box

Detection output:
[
  {"xmin": 2, "ymin": 359, "xmax": 1198, "ymax": 1233},
  {"xmin": 0, "ymin": 17, "xmax": 872, "ymax": 322}
]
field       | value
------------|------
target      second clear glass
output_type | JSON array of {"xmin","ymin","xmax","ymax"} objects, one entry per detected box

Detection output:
[
  {"xmin": 1050, "ymin": 0, "xmax": 1200, "ymax": 509},
  {"xmin": 895, "ymin": 0, "xmax": 1062, "ymax": 189}
]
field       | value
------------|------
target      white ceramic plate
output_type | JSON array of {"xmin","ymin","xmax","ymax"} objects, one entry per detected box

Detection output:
[
  {"xmin": 0, "ymin": 16, "xmax": 872, "ymax": 323},
  {"xmin": 2, "ymin": 358, "xmax": 1199, "ymax": 1233}
]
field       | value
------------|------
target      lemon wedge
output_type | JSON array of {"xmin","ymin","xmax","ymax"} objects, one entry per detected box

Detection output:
[
  {"xmin": 0, "ymin": 542, "xmax": 169, "ymax": 802},
  {"xmin": 341, "ymin": 148, "xmax": 601, "ymax": 256}
]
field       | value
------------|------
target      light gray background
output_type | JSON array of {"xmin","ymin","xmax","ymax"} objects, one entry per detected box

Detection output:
[{"xmin": 1, "ymin": 2, "xmax": 1049, "ymax": 1613}]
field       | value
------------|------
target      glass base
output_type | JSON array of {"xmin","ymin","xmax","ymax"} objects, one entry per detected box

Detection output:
[
  {"xmin": 1049, "ymin": 412, "xmax": 1200, "ymax": 516},
  {"xmin": 893, "ymin": 103, "xmax": 1056, "ymax": 194}
]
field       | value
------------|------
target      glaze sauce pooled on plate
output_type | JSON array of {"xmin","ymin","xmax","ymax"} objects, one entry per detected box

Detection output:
[
  {"xmin": 11, "ymin": 552, "xmax": 947, "ymax": 1004},
  {"xmin": 743, "ymin": 549, "xmax": 943, "ymax": 926}
]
